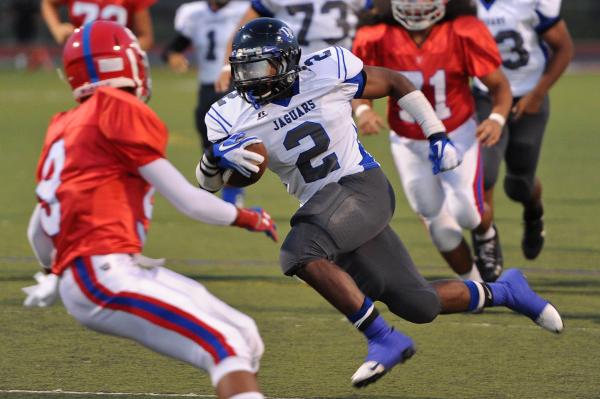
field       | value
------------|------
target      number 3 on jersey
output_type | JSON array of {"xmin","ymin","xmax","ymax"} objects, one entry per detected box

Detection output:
[
  {"xmin": 398, "ymin": 70, "xmax": 451, "ymax": 122},
  {"xmin": 36, "ymin": 139, "xmax": 65, "ymax": 236}
]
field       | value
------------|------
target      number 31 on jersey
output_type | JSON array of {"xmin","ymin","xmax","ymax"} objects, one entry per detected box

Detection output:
[{"xmin": 398, "ymin": 69, "xmax": 451, "ymax": 122}]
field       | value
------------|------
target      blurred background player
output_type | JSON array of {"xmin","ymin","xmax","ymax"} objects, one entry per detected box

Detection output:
[
  {"xmin": 353, "ymin": 0, "xmax": 512, "ymax": 282},
  {"xmin": 40, "ymin": 0, "xmax": 155, "ymax": 50},
  {"xmin": 163, "ymin": 0, "xmax": 250, "ymax": 206},
  {"xmin": 199, "ymin": 17, "xmax": 563, "ymax": 388},
  {"xmin": 23, "ymin": 20, "xmax": 277, "ymax": 399},
  {"xmin": 474, "ymin": 0, "xmax": 574, "ymax": 261}
]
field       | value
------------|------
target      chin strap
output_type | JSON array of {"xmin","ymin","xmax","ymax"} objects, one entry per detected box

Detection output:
[{"xmin": 247, "ymin": 90, "xmax": 261, "ymax": 110}]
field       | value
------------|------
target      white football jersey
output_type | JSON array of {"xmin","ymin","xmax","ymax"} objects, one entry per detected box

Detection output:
[
  {"xmin": 175, "ymin": 1, "xmax": 250, "ymax": 84},
  {"xmin": 474, "ymin": 0, "xmax": 562, "ymax": 97},
  {"xmin": 251, "ymin": 0, "xmax": 372, "ymax": 54},
  {"xmin": 206, "ymin": 46, "xmax": 379, "ymax": 205}
]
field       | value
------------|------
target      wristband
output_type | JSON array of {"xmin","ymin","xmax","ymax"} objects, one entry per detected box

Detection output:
[
  {"xmin": 221, "ymin": 64, "xmax": 231, "ymax": 72},
  {"xmin": 488, "ymin": 112, "xmax": 506, "ymax": 128},
  {"xmin": 354, "ymin": 104, "xmax": 371, "ymax": 119}
]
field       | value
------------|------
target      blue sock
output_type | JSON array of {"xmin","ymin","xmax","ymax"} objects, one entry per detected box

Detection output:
[
  {"xmin": 464, "ymin": 280, "xmax": 501, "ymax": 311},
  {"xmin": 488, "ymin": 282, "xmax": 509, "ymax": 306},
  {"xmin": 222, "ymin": 187, "xmax": 244, "ymax": 205},
  {"xmin": 347, "ymin": 297, "xmax": 390, "ymax": 339}
]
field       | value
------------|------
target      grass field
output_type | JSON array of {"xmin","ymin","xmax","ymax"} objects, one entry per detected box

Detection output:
[{"xmin": 1, "ymin": 68, "xmax": 600, "ymax": 399}]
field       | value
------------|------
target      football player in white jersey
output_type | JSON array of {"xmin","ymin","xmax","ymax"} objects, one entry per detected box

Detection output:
[
  {"xmin": 197, "ymin": 18, "xmax": 564, "ymax": 388},
  {"xmin": 214, "ymin": 0, "xmax": 373, "ymax": 93},
  {"xmin": 473, "ymin": 0, "xmax": 574, "ymax": 262},
  {"xmin": 164, "ymin": 0, "xmax": 250, "ymax": 206}
]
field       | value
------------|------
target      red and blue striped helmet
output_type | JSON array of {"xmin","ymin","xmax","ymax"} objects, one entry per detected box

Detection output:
[{"xmin": 63, "ymin": 20, "xmax": 151, "ymax": 102}]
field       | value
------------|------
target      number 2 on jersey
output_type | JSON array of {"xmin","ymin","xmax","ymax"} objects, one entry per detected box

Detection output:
[
  {"xmin": 284, "ymin": 121, "xmax": 340, "ymax": 183},
  {"xmin": 36, "ymin": 140, "xmax": 66, "ymax": 236},
  {"xmin": 398, "ymin": 70, "xmax": 451, "ymax": 122}
]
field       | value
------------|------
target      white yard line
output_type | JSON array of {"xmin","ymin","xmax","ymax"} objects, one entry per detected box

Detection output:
[{"xmin": 0, "ymin": 390, "xmax": 304, "ymax": 399}]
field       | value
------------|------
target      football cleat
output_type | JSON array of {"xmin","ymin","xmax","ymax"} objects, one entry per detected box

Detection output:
[
  {"xmin": 522, "ymin": 216, "xmax": 545, "ymax": 260},
  {"xmin": 351, "ymin": 329, "xmax": 416, "ymax": 388},
  {"xmin": 472, "ymin": 224, "xmax": 503, "ymax": 282},
  {"xmin": 497, "ymin": 269, "xmax": 563, "ymax": 333}
]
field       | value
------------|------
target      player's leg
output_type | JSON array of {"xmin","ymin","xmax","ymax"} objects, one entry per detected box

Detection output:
[
  {"xmin": 473, "ymin": 90, "xmax": 509, "ymax": 281},
  {"xmin": 390, "ymin": 132, "xmax": 479, "ymax": 279},
  {"xmin": 503, "ymin": 96, "xmax": 550, "ymax": 259},
  {"xmin": 196, "ymin": 83, "xmax": 244, "ymax": 206},
  {"xmin": 59, "ymin": 254, "xmax": 264, "ymax": 399},
  {"xmin": 280, "ymin": 168, "xmax": 414, "ymax": 388}
]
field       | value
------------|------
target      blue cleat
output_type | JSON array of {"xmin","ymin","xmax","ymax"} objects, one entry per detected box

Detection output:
[
  {"xmin": 497, "ymin": 268, "xmax": 563, "ymax": 333},
  {"xmin": 351, "ymin": 328, "xmax": 416, "ymax": 388}
]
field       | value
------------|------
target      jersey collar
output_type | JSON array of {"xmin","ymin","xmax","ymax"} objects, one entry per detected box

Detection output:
[
  {"xmin": 479, "ymin": 0, "xmax": 497, "ymax": 11},
  {"xmin": 270, "ymin": 79, "xmax": 300, "ymax": 108}
]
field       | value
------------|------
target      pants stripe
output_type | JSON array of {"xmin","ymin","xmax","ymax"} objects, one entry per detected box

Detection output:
[{"xmin": 72, "ymin": 257, "xmax": 236, "ymax": 363}]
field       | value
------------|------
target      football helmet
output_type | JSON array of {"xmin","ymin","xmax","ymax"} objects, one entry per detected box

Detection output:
[
  {"xmin": 229, "ymin": 18, "xmax": 301, "ymax": 108},
  {"xmin": 391, "ymin": 0, "xmax": 447, "ymax": 31},
  {"xmin": 63, "ymin": 20, "xmax": 151, "ymax": 102}
]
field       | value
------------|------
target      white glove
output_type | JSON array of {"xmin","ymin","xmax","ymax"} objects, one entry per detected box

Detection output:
[
  {"xmin": 428, "ymin": 133, "xmax": 462, "ymax": 174},
  {"xmin": 22, "ymin": 271, "xmax": 60, "ymax": 307},
  {"xmin": 212, "ymin": 133, "xmax": 265, "ymax": 178}
]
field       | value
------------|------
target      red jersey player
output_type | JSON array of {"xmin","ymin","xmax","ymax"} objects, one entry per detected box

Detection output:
[
  {"xmin": 24, "ymin": 21, "xmax": 275, "ymax": 399},
  {"xmin": 353, "ymin": 0, "xmax": 512, "ymax": 282},
  {"xmin": 41, "ymin": 0, "xmax": 155, "ymax": 49}
]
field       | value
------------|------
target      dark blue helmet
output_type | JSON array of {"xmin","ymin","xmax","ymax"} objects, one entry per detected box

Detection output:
[{"xmin": 229, "ymin": 18, "xmax": 301, "ymax": 108}]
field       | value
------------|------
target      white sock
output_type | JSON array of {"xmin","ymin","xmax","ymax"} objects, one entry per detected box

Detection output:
[
  {"xmin": 229, "ymin": 392, "xmax": 264, "ymax": 399},
  {"xmin": 460, "ymin": 265, "xmax": 483, "ymax": 282},
  {"xmin": 475, "ymin": 226, "xmax": 495, "ymax": 241}
]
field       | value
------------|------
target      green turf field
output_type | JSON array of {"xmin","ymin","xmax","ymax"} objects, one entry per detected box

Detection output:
[{"xmin": 1, "ymin": 69, "xmax": 599, "ymax": 399}]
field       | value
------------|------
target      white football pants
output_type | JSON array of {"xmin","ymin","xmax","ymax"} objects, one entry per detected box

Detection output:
[
  {"xmin": 59, "ymin": 254, "xmax": 263, "ymax": 386},
  {"xmin": 390, "ymin": 118, "xmax": 485, "ymax": 252}
]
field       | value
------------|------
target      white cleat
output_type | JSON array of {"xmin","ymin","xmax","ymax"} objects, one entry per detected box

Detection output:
[
  {"xmin": 351, "ymin": 361, "xmax": 387, "ymax": 388},
  {"xmin": 535, "ymin": 303, "xmax": 564, "ymax": 334}
]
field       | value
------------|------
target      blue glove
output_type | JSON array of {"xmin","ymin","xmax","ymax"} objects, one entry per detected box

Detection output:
[
  {"xmin": 212, "ymin": 133, "xmax": 265, "ymax": 178},
  {"xmin": 428, "ymin": 133, "xmax": 462, "ymax": 175}
]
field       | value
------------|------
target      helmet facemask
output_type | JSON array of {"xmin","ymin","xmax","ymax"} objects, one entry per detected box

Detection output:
[
  {"xmin": 391, "ymin": 0, "xmax": 447, "ymax": 31},
  {"xmin": 230, "ymin": 47, "xmax": 300, "ymax": 109}
]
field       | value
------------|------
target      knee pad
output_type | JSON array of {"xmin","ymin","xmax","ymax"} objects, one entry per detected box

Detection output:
[
  {"xmin": 504, "ymin": 174, "xmax": 533, "ymax": 203},
  {"xmin": 425, "ymin": 210, "xmax": 463, "ymax": 252}
]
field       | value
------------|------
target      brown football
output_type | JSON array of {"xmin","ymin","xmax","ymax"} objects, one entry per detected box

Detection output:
[{"xmin": 223, "ymin": 142, "xmax": 268, "ymax": 187}]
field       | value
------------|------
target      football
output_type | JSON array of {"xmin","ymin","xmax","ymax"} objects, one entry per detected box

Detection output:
[{"xmin": 223, "ymin": 142, "xmax": 269, "ymax": 187}]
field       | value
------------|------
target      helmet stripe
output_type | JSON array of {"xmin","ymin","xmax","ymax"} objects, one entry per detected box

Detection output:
[{"xmin": 82, "ymin": 22, "xmax": 100, "ymax": 83}]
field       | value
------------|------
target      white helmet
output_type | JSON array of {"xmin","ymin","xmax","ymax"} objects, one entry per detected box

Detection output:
[{"xmin": 391, "ymin": 0, "xmax": 447, "ymax": 31}]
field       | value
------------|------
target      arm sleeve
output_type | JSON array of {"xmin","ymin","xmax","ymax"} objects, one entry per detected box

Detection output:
[
  {"xmin": 333, "ymin": 47, "xmax": 365, "ymax": 100},
  {"xmin": 27, "ymin": 204, "xmax": 54, "ymax": 270},
  {"xmin": 458, "ymin": 18, "xmax": 502, "ymax": 78},
  {"xmin": 205, "ymin": 106, "xmax": 232, "ymax": 143},
  {"xmin": 139, "ymin": 158, "xmax": 237, "ymax": 225},
  {"xmin": 99, "ymin": 93, "xmax": 168, "ymax": 169},
  {"xmin": 535, "ymin": 0, "xmax": 562, "ymax": 33}
]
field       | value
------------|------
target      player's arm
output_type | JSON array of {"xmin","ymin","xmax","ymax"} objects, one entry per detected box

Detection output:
[
  {"xmin": 162, "ymin": 34, "xmax": 192, "ymax": 73},
  {"xmin": 513, "ymin": 20, "xmax": 574, "ymax": 119},
  {"xmin": 27, "ymin": 204, "xmax": 54, "ymax": 270},
  {"xmin": 360, "ymin": 65, "xmax": 461, "ymax": 173},
  {"xmin": 215, "ymin": 7, "xmax": 261, "ymax": 92},
  {"xmin": 40, "ymin": 0, "xmax": 74, "ymax": 44},
  {"xmin": 132, "ymin": 8, "xmax": 154, "ymax": 50},
  {"xmin": 476, "ymin": 68, "xmax": 512, "ymax": 147},
  {"xmin": 139, "ymin": 158, "xmax": 277, "ymax": 241}
]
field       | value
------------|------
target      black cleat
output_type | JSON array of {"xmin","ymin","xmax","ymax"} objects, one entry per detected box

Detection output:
[
  {"xmin": 472, "ymin": 224, "xmax": 503, "ymax": 282},
  {"xmin": 522, "ymin": 217, "xmax": 545, "ymax": 260}
]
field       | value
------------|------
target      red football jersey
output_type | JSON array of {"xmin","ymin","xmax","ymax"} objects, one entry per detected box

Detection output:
[
  {"xmin": 57, "ymin": 0, "xmax": 155, "ymax": 28},
  {"xmin": 353, "ymin": 16, "xmax": 501, "ymax": 140},
  {"xmin": 35, "ymin": 87, "xmax": 168, "ymax": 274}
]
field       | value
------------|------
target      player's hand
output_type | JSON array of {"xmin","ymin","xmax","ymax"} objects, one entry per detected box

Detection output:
[
  {"xmin": 212, "ymin": 133, "xmax": 265, "ymax": 178},
  {"xmin": 53, "ymin": 22, "xmax": 75, "ymax": 44},
  {"xmin": 428, "ymin": 133, "xmax": 462, "ymax": 175},
  {"xmin": 357, "ymin": 109, "xmax": 386, "ymax": 135},
  {"xmin": 22, "ymin": 271, "xmax": 60, "ymax": 307},
  {"xmin": 233, "ymin": 208, "xmax": 278, "ymax": 242},
  {"xmin": 215, "ymin": 67, "xmax": 232, "ymax": 93},
  {"xmin": 512, "ymin": 91, "xmax": 545, "ymax": 120},
  {"xmin": 167, "ymin": 53, "xmax": 189, "ymax": 74},
  {"xmin": 476, "ymin": 118, "xmax": 503, "ymax": 147}
]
